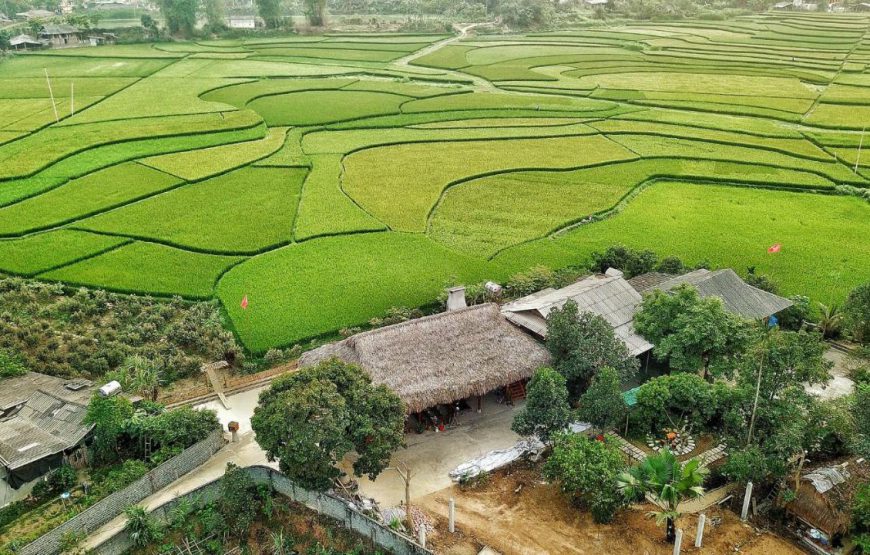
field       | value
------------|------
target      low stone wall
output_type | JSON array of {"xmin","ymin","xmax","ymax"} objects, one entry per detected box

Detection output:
[
  {"xmin": 19, "ymin": 430, "xmax": 226, "ymax": 555},
  {"xmin": 91, "ymin": 465, "xmax": 432, "ymax": 555}
]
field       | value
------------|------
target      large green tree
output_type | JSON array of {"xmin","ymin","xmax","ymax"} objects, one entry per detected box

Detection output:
[
  {"xmin": 202, "ymin": 0, "xmax": 225, "ymax": 30},
  {"xmin": 303, "ymin": 0, "xmax": 327, "ymax": 25},
  {"xmin": 85, "ymin": 394, "xmax": 134, "ymax": 465},
  {"xmin": 577, "ymin": 366, "xmax": 627, "ymax": 430},
  {"xmin": 543, "ymin": 433, "xmax": 627, "ymax": 523},
  {"xmin": 158, "ymin": 0, "xmax": 198, "ymax": 36},
  {"xmin": 251, "ymin": 358, "xmax": 405, "ymax": 491},
  {"xmin": 635, "ymin": 285, "xmax": 750, "ymax": 379},
  {"xmin": 255, "ymin": 0, "xmax": 282, "ymax": 28},
  {"xmin": 546, "ymin": 300, "xmax": 639, "ymax": 396},
  {"xmin": 511, "ymin": 367, "xmax": 571, "ymax": 442},
  {"xmin": 854, "ymin": 383, "xmax": 870, "ymax": 458},
  {"xmin": 617, "ymin": 450, "xmax": 707, "ymax": 542},
  {"xmin": 844, "ymin": 282, "xmax": 870, "ymax": 345}
]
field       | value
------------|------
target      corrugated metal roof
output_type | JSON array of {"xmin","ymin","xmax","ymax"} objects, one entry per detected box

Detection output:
[
  {"xmin": 502, "ymin": 275, "xmax": 654, "ymax": 357},
  {"xmin": 0, "ymin": 390, "xmax": 92, "ymax": 470},
  {"xmin": 651, "ymin": 269, "xmax": 793, "ymax": 319}
]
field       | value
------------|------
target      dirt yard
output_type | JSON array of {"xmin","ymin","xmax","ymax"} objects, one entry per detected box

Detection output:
[{"xmin": 420, "ymin": 466, "xmax": 803, "ymax": 555}]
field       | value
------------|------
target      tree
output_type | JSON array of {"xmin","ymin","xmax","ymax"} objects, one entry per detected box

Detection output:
[
  {"xmin": 617, "ymin": 450, "xmax": 707, "ymax": 542},
  {"xmin": 303, "ymin": 0, "xmax": 327, "ymax": 25},
  {"xmin": 106, "ymin": 355, "xmax": 161, "ymax": 401},
  {"xmin": 140, "ymin": 14, "xmax": 159, "ymax": 36},
  {"xmin": 543, "ymin": 433, "xmax": 627, "ymax": 523},
  {"xmin": 589, "ymin": 244, "xmax": 657, "ymax": 278},
  {"xmin": 158, "ymin": 0, "xmax": 198, "ymax": 36},
  {"xmin": 633, "ymin": 372, "xmax": 723, "ymax": 434},
  {"xmin": 844, "ymin": 282, "xmax": 870, "ymax": 344},
  {"xmin": 656, "ymin": 256, "xmax": 685, "ymax": 275},
  {"xmin": 735, "ymin": 329, "xmax": 831, "ymax": 405},
  {"xmin": 854, "ymin": 383, "xmax": 870, "ymax": 458},
  {"xmin": 202, "ymin": 0, "xmax": 225, "ymax": 30},
  {"xmin": 778, "ymin": 295, "xmax": 811, "ymax": 330},
  {"xmin": 817, "ymin": 302, "xmax": 843, "ymax": 339},
  {"xmin": 577, "ymin": 366, "xmax": 626, "ymax": 430},
  {"xmin": 511, "ymin": 367, "xmax": 571, "ymax": 442},
  {"xmin": 219, "ymin": 463, "xmax": 263, "ymax": 539},
  {"xmin": 635, "ymin": 285, "xmax": 749, "ymax": 379},
  {"xmin": 497, "ymin": 0, "xmax": 555, "ymax": 29},
  {"xmin": 85, "ymin": 394, "xmax": 134, "ymax": 465},
  {"xmin": 853, "ymin": 482, "xmax": 870, "ymax": 553},
  {"xmin": 252, "ymin": 358, "xmax": 404, "ymax": 491},
  {"xmin": 546, "ymin": 300, "xmax": 639, "ymax": 396},
  {"xmin": 256, "ymin": 0, "xmax": 281, "ymax": 28}
]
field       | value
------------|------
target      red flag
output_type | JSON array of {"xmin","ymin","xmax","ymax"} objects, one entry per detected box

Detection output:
[
  {"xmin": 240, "ymin": 295, "xmax": 248, "ymax": 310},
  {"xmin": 767, "ymin": 243, "xmax": 781, "ymax": 254}
]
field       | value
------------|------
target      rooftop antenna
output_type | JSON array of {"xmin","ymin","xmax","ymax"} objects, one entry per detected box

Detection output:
[
  {"xmin": 44, "ymin": 68, "xmax": 59, "ymax": 123},
  {"xmin": 855, "ymin": 126, "xmax": 865, "ymax": 174}
]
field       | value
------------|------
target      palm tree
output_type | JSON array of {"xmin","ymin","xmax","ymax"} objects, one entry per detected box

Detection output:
[
  {"xmin": 617, "ymin": 450, "xmax": 707, "ymax": 543},
  {"xmin": 817, "ymin": 302, "xmax": 842, "ymax": 339}
]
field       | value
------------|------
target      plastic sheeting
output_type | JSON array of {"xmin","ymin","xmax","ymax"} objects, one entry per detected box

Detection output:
[{"xmin": 449, "ymin": 437, "xmax": 545, "ymax": 481}]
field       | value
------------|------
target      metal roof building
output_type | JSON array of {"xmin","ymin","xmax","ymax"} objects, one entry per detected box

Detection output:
[
  {"xmin": 501, "ymin": 271, "xmax": 654, "ymax": 357},
  {"xmin": 632, "ymin": 268, "xmax": 793, "ymax": 320}
]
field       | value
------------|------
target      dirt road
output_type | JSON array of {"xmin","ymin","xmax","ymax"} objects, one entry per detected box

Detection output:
[{"xmin": 419, "ymin": 467, "xmax": 803, "ymax": 555}]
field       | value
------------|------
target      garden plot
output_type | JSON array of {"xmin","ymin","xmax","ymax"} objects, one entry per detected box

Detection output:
[
  {"xmin": 342, "ymin": 134, "xmax": 638, "ymax": 232},
  {"xmin": 41, "ymin": 241, "xmax": 243, "ymax": 298},
  {"xmin": 78, "ymin": 166, "xmax": 307, "ymax": 253},
  {"xmin": 0, "ymin": 230, "xmax": 129, "ymax": 276},
  {"xmin": 0, "ymin": 163, "xmax": 181, "ymax": 236}
]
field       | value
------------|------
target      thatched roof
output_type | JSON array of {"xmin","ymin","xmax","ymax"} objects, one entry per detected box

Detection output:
[
  {"xmin": 501, "ymin": 274, "xmax": 653, "ymax": 357},
  {"xmin": 299, "ymin": 304, "xmax": 551, "ymax": 413},
  {"xmin": 636, "ymin": 269, "xmax": 793, "ymax": 320},
  {"xmin": 785, "ymin": 459, "xmax": 869, "ymax": 537}
]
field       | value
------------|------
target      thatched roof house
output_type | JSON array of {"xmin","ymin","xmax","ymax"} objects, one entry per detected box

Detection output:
[
  {"xmin": 629, "ymin": 269, "xmax": 793, "ymax": 320},
  {"xmin": 785, "ymin": 459, "xmax": 869, "ymax": 539},
  {"xmin": 501, "ymin": 271, "xmax": 653, "ymax": 357},
  {"xmin": 299, "ymin": 303, "xmax": 551, "ymax": 413}
]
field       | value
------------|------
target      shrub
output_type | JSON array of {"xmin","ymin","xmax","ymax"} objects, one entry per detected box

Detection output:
[
  {"xmin": 543, "ymin": 433, "xmax": 627, "ymax": 524},
  {"xmin": 589, "ymin": 245, "xmax": 657, "ymax": 278},
  {"xmin": 633, "ymin": 373, "xmax": 724, "ymax": 434},
  {"xmin": 124, "ymin": 505, "xmax": 164, "ymax": 547},
  {"xmin": 0, "ymin": 348, "xmax": 27, "ymax": 378},
  {"xmin": 656, "ymin": 256, "xmax": 684, "ymax": 275},
  {"xmin": 505, "ymin": 265, "xmax": 556, "ymax": 298},
  {"xmin": 578, "ymin": 367, "xmax": 627, "ymax": 431}
]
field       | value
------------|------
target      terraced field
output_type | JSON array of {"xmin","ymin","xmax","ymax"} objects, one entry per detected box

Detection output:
[{"xmin": 2, "ymin": 16, "xmax": 869, "ymax": 351}]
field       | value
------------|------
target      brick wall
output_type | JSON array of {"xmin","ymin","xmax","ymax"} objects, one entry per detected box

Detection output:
[{"xmin": 19, "ymin": 430, "xmax": 226, "ymax": 555}]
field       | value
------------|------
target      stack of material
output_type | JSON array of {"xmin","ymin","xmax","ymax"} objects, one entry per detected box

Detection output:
[{"xmin": 449, "ymin": 437, "xmax": 545, "ymax": 481}]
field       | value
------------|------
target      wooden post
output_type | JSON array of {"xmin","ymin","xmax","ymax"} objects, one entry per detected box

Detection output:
[
  {"xmin": 418, "ymin": 524, "xmax": 426, "ymax": 548},
  {"xmin": 448, "ymin": 498, "xmax": 455, "ymax": 533},
  {"xmin": 695, "ymin": 514, "xmax": 706, "ymax": 547},
  {"xmin": 673, "ymin": 529, "xmax": 683, "ymax": 555},
  {"xmin": 741, "ymin": 481, "xmax": 753, "ymax": 521}
]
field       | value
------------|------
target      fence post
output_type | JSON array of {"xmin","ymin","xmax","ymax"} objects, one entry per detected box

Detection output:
[
  {"xmin": 695, "ymin": 513, "xmax": 706, "ymax": 547},
  {"xmin": 673, "ymin": 528, "xmax": 683, "ymax": 555},
  {"xmin": 448, "ymin": 498, "xmax": 455, "ymax": 534},
  {"xmin": 418, "ymin": 525, "xmax": 426, "ymax": 549},
  {"xmin": 741, "ymin": 481, "xmax": 754, "ymax": 521}
]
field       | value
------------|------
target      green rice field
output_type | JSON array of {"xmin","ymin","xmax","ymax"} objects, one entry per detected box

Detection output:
[{"xmin": 1, "ymin": 16, "xmax": 868, "ymax": 351}]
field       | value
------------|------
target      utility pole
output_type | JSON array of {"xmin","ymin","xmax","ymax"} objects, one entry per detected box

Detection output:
[
  {"xmin": 44, "ymin": 68, "xmax": 59, "ymax": 123},
  {"xmin": 746, "ymin": 327, "xmax": 770, "ymax": 446}
]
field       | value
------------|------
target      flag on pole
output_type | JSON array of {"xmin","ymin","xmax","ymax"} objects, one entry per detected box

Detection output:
[
  {"xmin": 240, "ymin": 295, "xmax": 249, "ymax": 310},
  {"xmin": 767, "ymin": 243, "xmax": 781, "ymax": 254}
]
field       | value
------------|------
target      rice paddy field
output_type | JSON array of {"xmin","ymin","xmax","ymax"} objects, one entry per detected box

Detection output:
[{"xmin": 1, "ymin": 14, "xmax": 869, "ymax": 352}]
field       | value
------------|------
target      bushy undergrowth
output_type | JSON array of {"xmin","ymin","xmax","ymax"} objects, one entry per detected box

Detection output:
[{"xmin": 0, "ymin": 275, "xmax": 240, "ymax": 383}]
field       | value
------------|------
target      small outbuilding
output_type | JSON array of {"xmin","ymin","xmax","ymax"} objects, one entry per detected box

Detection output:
[
  {"xmin": 9, "ymin": 34, "xmax": 43, "ymax": 49},
  {"xmin": 299, "ymin": 303, "xmax": 551, "ymax": 415},
  {"xmin": 785, "ymin": 458, "xmax": 869, "ymax": 553}
]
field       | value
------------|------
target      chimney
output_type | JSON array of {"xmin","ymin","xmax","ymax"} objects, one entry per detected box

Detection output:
[
  {"xmin": 604, "ymin": 267, "xmax": 624, "ymax": 279},
  {"xmin": 446, "ymin": 286, "xmax": 467, "ymax": 311}
]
